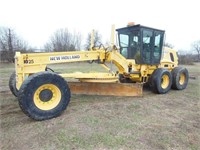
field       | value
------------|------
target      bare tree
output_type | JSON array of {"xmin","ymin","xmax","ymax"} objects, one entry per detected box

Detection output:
[
  {"xmin": 0, "ymin": 27, "xmax": 29, "ymax": 62},
  {"xmin": 85, "ymin": 30, "xmax": 102, "ymax": 50},
  {"xmin": 164, "ymin": 42, "xmax": 174, "ymax": 49},
  {"xmin": 191, "ymin": 40, "xmax": 200, "ymax": 61},
  {"xmin": 44, "ymin": 28, "xmax": 82, "ymax": 52}
]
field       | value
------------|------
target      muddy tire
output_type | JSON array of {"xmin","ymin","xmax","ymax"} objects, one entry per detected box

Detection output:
[
  {"xmin": 9, "ymin": 72, "xmax": 19, "ymax": 97},
  {"xmin": 18, "ymin": 72, "xmax": 71, "ymax": 120},
  {"xmin": 171, "ymin": 67, "xmax": 189, "ymax": 90},
  {"xmin": 150, "ymin": 68, "xmax": 172, "ymax": 94}
]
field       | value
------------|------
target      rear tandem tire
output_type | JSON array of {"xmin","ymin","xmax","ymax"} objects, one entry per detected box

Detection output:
[
  {"xmin": 18, "ymin": 72, "xmax": 71, "ymax": 120},
  {"xmin": 150, "ymin": 68, "xmax": 172, "ymax": 94},
  {"xmin": 171, "ymin": 67, "xmax": 189, "ymax": 90},
  {"xmin": 9, "ymin": 72, "xmax": 19, "ymax": 97}
]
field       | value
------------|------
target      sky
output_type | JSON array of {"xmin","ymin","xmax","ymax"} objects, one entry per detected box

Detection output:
[{"xmin": 0, "ymin": 0, "xmax": 199, "ymax": 51}]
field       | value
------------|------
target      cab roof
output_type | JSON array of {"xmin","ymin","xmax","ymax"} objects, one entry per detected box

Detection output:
[{"xmin": 116, "ymin": 24, "xmax": 165, "ymax": 33}]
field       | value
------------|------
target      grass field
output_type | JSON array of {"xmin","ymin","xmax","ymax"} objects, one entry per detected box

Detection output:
[{"xmin": 0, "ymin": 62, "xmax": 200, "ymax": 150}]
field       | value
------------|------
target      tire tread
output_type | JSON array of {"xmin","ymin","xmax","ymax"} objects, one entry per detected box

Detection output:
[{"xmin": 18, "ymin": 72, "xmax": 71, "ymax": 120}]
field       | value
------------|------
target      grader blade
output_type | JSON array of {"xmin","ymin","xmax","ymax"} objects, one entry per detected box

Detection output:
[{"xmin": 68, "ymin": 82, "xmax": 143, "ymax": 96}]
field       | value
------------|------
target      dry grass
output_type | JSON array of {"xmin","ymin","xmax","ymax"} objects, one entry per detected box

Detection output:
[{"xmin": 0, "ymin": 62, "xmax": 200, "ymax": 150}]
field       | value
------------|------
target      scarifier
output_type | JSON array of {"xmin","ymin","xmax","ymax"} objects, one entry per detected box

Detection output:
[{"xmin": 9, "ymin": 23, "xmax": 189, "ymax": 120}]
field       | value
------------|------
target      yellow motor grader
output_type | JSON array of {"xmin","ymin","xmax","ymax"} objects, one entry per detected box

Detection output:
[{"xmin": 9, "ymin": 24, "xmax": 189, "ymax": 120}]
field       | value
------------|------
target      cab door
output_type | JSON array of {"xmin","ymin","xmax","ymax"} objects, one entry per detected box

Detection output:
[{"xmin": 141, "ymin": 29, "xmax": 164, "ymax": 65}]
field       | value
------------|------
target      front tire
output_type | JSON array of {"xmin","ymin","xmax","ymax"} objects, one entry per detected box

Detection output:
[
  {"xmin": 18, "ymin": 72, "xmax": 71, "ymax": 120},
  {"xmin": 9, "ymin": 72, "xmax": 19, "ymax": 97},
  {"xmin": 150, "ymin": 68, "xmax": 172, "ymax": 94}
]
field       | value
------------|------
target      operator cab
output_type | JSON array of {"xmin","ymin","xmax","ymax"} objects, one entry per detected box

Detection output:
[{"xmin": 116, "ymin": 24, "xmax": 165, "ymax": 65}]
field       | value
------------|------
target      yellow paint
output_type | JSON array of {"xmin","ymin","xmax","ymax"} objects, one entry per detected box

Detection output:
[
  {"xmin": 33, "ymin": 84, "xmax": 61, "ymax": 110},
  {"xmin": 160, "ymin": 47, "xmax": 178, "ymax": 70},
  {"xmin": 161, "ymin": 74, "xmax": 170, "ymax": 89},
  {"xmin": 179, "ymin": 73, "xmax": 185, "ymax": 85}
]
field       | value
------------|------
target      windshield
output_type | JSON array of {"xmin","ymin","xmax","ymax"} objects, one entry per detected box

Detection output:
[
  {"xmin": 119, "ymin": 30, "xmax": 140, "ymax": 59},
  {"xmin": 119, "ymin": 34, "xmax": 129, "ymax": 47}
]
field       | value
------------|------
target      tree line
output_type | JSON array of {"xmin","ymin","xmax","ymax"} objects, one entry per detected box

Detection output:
[
  {"xmin": 0, "ymin": 26, "xmax": 200, "ymax": 64},
  {"xmin": 0, "ymin": 27, "xmax": 102, "ymax": 62},
  {"xmin": 0, "ymin": 27, "xmax": 29, "ymax": 62}
]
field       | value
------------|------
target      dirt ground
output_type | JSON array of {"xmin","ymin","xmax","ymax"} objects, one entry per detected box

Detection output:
[{"xmin": 0, "ymin": 63, "xmax": 200, "ymax": 150}]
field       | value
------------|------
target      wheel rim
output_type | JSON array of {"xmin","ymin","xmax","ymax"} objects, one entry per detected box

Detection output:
[
  {"xmin": 161, "ymin": 74, "xmax": 170, "ymax": 89},
  {"xmin": 179, "ymin": 73, "xmax": 186, "ymax": 85},
  {"xmin": 34, "ymin": 84, "xmax": 61, "ymax": 110}
]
